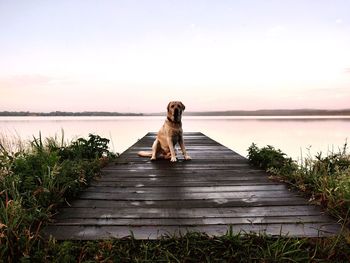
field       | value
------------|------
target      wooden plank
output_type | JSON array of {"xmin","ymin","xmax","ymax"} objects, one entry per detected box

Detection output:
[
  {"xmin": 103, "ymin": 165, "xmax": 255, "ymax": 171},
  {"xmin": 100, "ymin": 169, "xmax": 268, "ymax": 176},
  {"xmin": 84, "ymin": 185, "xmax": 289, "ymax": 193},
  {"xmin": 78, "ymin": 190, "xmax": 299, "ymax": 200},
  {"xmin": 44, "ymin": 132, "xmax": 340, "ymax": 239},
  {"xmin": 52, "ymin": 215, "xmax": 333, "ymax": 226},
  {"xmin": 44, "ymin": 223, "xmax": 340, "ymax": 240},
  {"xmin": 55, "ymin": 206, "xmax": 326, "ymax": 219},
  {"xmin": 97, "ymin": 176, "xmax": 274, "ymax": 183},
  {"xmin": 66, "ymin": 198, "xmax": 308, "ymax": 208},
  {"xmin": 91, "ymin": 180, "xmax": 279, "ymax": 187}
]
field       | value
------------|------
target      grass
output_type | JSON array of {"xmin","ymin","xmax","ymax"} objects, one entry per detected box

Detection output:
[
  {"xmin": 1, "ymin": 134, "xmax": 350, "ymax": 262},
  {"xmin": 247, "ymin": 143, "xmax": 350, "ymax": 227},
  {"xmin": 0, "ymin": 133, "xmax": 116, "ymax": 262},
  {"xmin": 21, "ymin": 232, "xmax": 350, "ymax": 262}
]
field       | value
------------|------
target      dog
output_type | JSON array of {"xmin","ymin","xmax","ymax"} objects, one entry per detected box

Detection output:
[{"xmin": 138, "ymin": 101, "xmax": 191, "ymax": 162}]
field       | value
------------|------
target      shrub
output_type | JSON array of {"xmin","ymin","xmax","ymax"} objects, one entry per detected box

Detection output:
[
  {"xmin": 247, "ymin": 143, "xmax": 350, "ymax": 225},
  {"xmin": 247, "ymin": 143, "xmax": 298, "ymax": 176},
  {"xmin": 54, "ymin": 134, "xmax": 112, "ymax": 160},
  {"xmin": 0, "ymin": 133, "xmax": 115, "ymax": 261}
]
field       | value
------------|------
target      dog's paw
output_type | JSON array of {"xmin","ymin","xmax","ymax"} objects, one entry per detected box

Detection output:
[
  {"xmin": 150, "ymin": 157, "xmax": 156, "ymax": 161},
  {"xmin": 184, "ymin": 155, "xmax": 192, "ymax": 160},
  {"xmin": 170, "ymin": 157, "xmax": 177, "ymax": 162}
]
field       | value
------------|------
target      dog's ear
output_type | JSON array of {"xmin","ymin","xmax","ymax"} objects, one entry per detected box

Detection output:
[
  {"xmin": 167, "ymin": 102, "xmax": 171, "ymax": 112},
  {"xmin": 180, "ymin": 102, "xmax": 185, "ymax": 111}
]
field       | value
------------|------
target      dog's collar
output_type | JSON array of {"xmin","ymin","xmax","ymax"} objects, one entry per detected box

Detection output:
[{"xmin": 167, "ymin": 117, "xmax": 181, "ymax": 124}]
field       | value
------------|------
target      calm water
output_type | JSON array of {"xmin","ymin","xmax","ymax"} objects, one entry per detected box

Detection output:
[{"xmin": 0, "ymin": 116, "xmax": 349, "ymax": 161}]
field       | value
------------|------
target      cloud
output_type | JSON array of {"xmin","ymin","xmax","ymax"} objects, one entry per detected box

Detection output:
[
  {"xmin": 0, "ymin": 74, "xmax": 77, "ymax": 89},
  {"xmin": 307, "ymin": 87, "xmax": 349, "ymax": 93},
  {"xmin": 335, "ymin": 18, "xmax": 343, "ymax": 24},
  {"xmin": 266, "ymin": 25, "xmax": 286, "ymax": 37},
  {"xmin": 0, "ymin": 74, "xmax": 53, "ymax": 89}
]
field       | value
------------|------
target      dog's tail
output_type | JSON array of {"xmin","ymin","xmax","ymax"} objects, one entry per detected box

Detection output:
[{"xmin": 137, "ymin": 151, "xmax": 153, "ymax": 157}]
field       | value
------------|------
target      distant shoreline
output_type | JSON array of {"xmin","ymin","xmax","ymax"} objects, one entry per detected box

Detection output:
[
  {"xmin": 0, "ymin": 111, "xmax": 144, "ymax": 117},
  {"xmin": 1, "ymin": 109, "xmax": 350, "ymax": 117}
]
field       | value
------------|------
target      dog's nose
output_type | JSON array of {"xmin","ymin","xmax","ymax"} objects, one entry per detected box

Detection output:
[{"xmin": 174, "ymin": 108, "xmax": 179, "ymax": 119}]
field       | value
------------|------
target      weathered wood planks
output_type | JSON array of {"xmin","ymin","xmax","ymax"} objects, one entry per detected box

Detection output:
[{"xmin": 44, "ymin": 132, "xmax": 340, "ymax": 240}]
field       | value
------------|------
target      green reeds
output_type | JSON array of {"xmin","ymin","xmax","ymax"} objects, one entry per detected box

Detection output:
[
  {"xmin": 248, "ymin": 143, "xmax": 350, "ymax": 226},
  {"xmin": 29, "ymin": 232, "xmax": 350, "ymax": 262},
  {"xmin": 0, "ymin": 132, "xmax": 115, "ymax": 261}
]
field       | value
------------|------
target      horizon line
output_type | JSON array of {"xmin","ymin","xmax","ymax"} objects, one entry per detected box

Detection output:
[{"xmin": 1, "ymin": 108, "xmax": 350, "ymax": 116}]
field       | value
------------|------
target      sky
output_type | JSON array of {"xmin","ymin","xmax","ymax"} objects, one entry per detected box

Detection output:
[{"xmin": 0, "ymin": 0, "xmax": 349, "ymax": 113}]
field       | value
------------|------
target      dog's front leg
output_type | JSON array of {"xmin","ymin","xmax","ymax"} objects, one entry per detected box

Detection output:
[
  {"xmin": 179, "ymin": 137, "xmax": 191, "ymax": 160},
  {"xmin": 151, "ymin": 139, "xmax": 159, "ymax": 161},
  {"xmin": 167, "ymin": 138, "xmax": 177, "ymax": 162}
]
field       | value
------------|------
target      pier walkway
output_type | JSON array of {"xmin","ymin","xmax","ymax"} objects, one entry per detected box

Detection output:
[{"xmin": 44, "ymin": 132, "xmax": 340, "ymax": 239}]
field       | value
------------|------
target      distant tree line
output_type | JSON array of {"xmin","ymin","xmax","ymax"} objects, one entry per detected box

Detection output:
[
  {"xmin": 1, "ymin": 109, "xmax": 350, "ymax": 117},
  {"xmin": 0, "ymin": 111, "xmax": 144, "ymax": 116},
  {"xmin": 184, "ymin": 109, "xmax": 350, "ymax": 116}
]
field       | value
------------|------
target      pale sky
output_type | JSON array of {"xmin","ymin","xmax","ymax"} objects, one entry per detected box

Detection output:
[{"xmin": 0, "ymin": 0, "xmax": 349, "ymax": 113}]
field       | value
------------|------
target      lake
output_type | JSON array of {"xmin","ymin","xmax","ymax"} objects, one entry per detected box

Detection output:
[{"xmin": 0, "ymin": 116, "xmax": 349, "ymax": 161}]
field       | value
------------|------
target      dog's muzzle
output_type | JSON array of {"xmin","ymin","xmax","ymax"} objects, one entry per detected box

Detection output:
[{"xmin": 174, "ymin": 108, "xmax": 181, "ymax": 122}]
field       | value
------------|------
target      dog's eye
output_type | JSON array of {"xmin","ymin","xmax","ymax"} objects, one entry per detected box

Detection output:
[{"xmin": 171, "ymin": 105, "xmax": 175, "ymax": 108}]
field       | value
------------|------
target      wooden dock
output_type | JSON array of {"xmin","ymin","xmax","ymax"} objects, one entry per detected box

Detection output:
[{"xmin": 44, "ymin": 132, "xmax": 340, "ymax": 239}]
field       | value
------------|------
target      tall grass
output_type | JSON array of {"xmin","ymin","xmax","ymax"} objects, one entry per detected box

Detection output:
[
  {"xmin": 0, "ymin": 133, "xmax": 115, "ymax": 262},
  {"xmin": 247, "ymin": 143, "xmax": 350, "ymax": 226},
  {"xmin": 26, "ymin": 232, "xmax": 350, "ymax": 262}
]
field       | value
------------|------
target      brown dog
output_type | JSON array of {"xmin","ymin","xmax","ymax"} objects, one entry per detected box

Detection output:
[{"xmin": 138, "ymin": 101, "xmax": 191, "ymax": 162}]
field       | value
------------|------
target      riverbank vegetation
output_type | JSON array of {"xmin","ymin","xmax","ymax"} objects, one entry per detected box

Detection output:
[
  {"xmin": 0, "ymin": 134, "xmax": 349, "ymax": 262},
  {"xmin": 247, "ymin": 142, "xmax": 350, "ymax": 227},
  {"xmin": 0, "ymin": 133, "xmax": 116, "ymax": 261},
  {"xmin": 0, "ymin": 111, "xmax": 143, "ymax": 116}
]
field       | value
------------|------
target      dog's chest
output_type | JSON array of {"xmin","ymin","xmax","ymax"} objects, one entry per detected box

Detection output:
[
  {"xmin": 159, "ymin": 128, "xmax": 182, "ymax": 146},
  {"xmin": 171, "ymin": 132, "xmax": 181, "ymax": 145}
]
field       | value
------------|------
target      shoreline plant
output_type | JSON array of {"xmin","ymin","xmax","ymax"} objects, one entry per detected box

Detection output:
[
  {"xmin": 247, "ymin": 142, "xmax": 350, "ymax": 227},
  {"xmin": 0, "ymin": 133, "xmax": 116, "ymax": 261}
]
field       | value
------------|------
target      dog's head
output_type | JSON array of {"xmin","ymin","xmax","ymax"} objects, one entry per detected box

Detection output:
[{"xmin": 167, "ymin": 101, "xmax": 185, "ymax": 123}]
